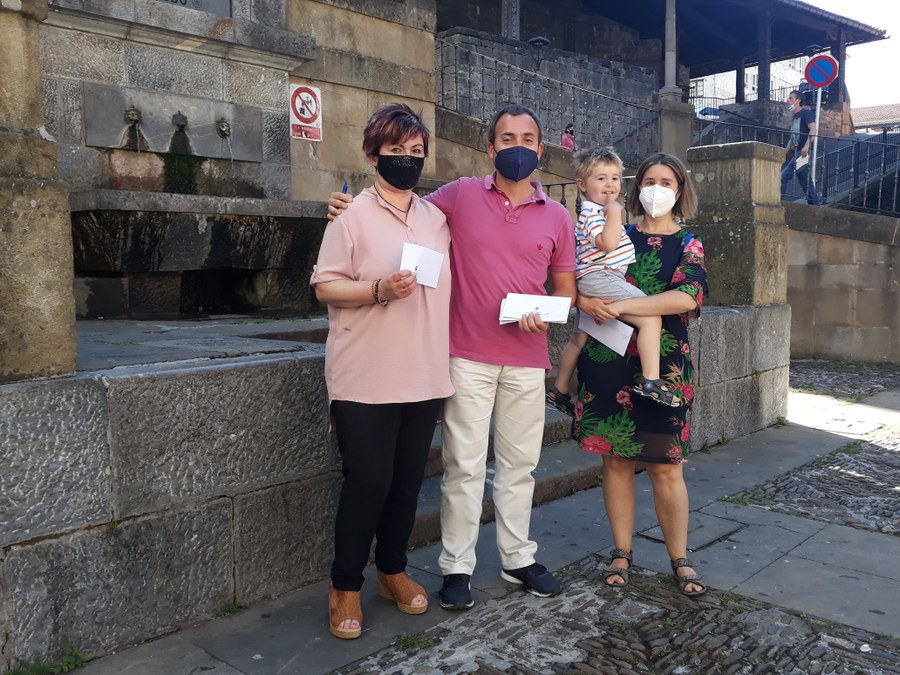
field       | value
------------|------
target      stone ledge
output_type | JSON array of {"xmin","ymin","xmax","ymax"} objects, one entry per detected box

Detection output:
[
  {"xmin": 46, "ymin": 1, "xmax": 316, "ymax": 73},
  {"xmin": 70, "ymin": 188, "xmax": 326, "ymax": 218},
  {"xmin": 785, "ymin": 201, "xmax": 900, "ymax": 248}
]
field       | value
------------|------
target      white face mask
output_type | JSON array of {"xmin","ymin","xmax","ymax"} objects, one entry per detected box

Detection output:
[{"xmin": 639, "ymin": 184, "xmax": 678, "ymax": 218}]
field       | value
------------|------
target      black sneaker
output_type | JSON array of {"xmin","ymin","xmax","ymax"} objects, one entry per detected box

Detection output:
[
  {"xmin": 500, "ymin": 562, "xmax": 561, "ymax": 597},
  {"xmin": 439, "ymin": 573, "xmax": 474, "ymax": 609}
]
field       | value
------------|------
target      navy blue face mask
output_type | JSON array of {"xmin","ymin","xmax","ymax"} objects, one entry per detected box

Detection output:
[
  {"xmin": 493, "ymin": 146, "xmax": 539, "ymax": 182},
  {"xmin": 376, "ymin": 154, "xmax": 425, "ymax": 190}
]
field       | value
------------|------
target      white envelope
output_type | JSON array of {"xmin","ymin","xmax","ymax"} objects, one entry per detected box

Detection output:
[
  {"xmin": 577, "ymin": 312, "xmax": 634, "ymax": 356},
  {"xmin": 400, "ymin": 242, "xmax": 444, "ymax": 288},
  {"xmin": 499, "ymin": 293, "xmax": 572, "ymax": 325}
]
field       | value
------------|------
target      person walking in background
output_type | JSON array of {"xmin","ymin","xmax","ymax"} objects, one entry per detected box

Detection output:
[
  {"xmin": 780, "ymin": 90, "xmax": 821, "ymax": 205},
  {"xmin": 313, "ymin": 103, "xmax": 453, "ymax": 639},
  {"xmin": 546, "ymin": 147, "xmax": 680, "ymax": 418},
  {"xmin": 329, "ymin": 104, "xmax": 577, "ymax": 611},
  {"xmin": 561, "ymin": 123, "xmax": 577, "ymax": 152},
  {"xmin": 574, "ymin": 152, "xmax": 708, "ymax": 597}
]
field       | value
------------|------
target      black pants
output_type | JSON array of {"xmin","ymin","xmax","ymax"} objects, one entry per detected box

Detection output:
[{"xmin": 330, "ymin": 398, "xmax": 443, "ymax": 591}]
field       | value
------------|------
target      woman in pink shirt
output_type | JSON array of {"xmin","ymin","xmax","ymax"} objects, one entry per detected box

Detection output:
[
  {"xmin": 311, "ymin": 103, "xmax": 453, "ymax": 639},
  {"xmin": 561, "ymin": 123, "xmax": 577, "ymax": 152}
]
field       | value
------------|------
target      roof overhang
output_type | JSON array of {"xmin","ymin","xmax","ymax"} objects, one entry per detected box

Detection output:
[{"xmin": 589, "ymin": 0, "xmax": 887, "ymax": 77}]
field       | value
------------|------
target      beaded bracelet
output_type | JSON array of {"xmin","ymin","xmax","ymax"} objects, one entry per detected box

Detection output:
[{"xmin": 372, "ymin": 278, "xmax": 388, "ymax": 306}]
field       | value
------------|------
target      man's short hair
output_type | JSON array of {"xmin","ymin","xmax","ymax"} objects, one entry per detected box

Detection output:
[
  {"xmin": 488, "ymin": 104, "xmax": 543, "ymax": 144},
  {"xmin": 571, "ymin": 147, "xmax": 623, "ymax": 182},
  {"xmin": 789, "ymin": 90, "xmax": 802, "ymax": 102}
]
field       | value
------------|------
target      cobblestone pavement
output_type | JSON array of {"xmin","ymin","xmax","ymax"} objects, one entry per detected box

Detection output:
[
  {"xmin": 727, "ymin": 424, "xmax": 900, "ymax": 536},
  {"xmin": 789, "ymin": 359, "xmax": 900, "ymax": 398},
  {"xmin": 338, "ymin": 558, "xmax": 900, "ymax": 674},
  {"xmin": 333, "ymin": 360, "xmax": 900, "ymax": 675}
]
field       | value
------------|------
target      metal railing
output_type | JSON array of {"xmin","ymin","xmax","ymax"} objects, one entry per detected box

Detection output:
[
  {"xmin": 689, "ymin": 85, "xmax": 805, "ymax": 116},
  {"xmin": 691, "ymin": 119, "xmax": 900, "ymax": 216}
]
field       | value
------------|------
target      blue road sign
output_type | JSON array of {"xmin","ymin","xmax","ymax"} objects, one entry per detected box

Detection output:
[{"xmin": 805, "ymin": 55, "xmax": 839, "ymax": 89}]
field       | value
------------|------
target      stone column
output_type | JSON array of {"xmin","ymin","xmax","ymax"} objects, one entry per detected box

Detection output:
[
  {"xmin": 686, "ymin": 142, "xmax": 787, "ymax": 306},
  {"xmin": 657, "ymin": 0, "xmax": 694, "ymax": 161},
  {"xmin": 0, "ymin": 0, "xmax": 76, "ymax": 382}
]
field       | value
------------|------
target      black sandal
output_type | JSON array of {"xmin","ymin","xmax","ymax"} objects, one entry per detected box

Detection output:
[
  {"xmin": 671, "ymin": 558, "xmax": 706, "ymax": 596},
  {"xmin": 633, "ymin": 377, "xmax": 682, "ymax": 408},
  {"xmin": 600, "ymin": 548, "xmax": 632, "ymax": 587},
  {"xmin": 546, "ymin": 385, "xmax": 575, "ymax": 416}
]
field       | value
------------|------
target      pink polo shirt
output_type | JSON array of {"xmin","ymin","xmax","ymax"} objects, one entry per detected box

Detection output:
[
  {"xmin": 426, "ymin": 175, "xmax": 576, "ymax": 369},
  {"xmin": 312, "ymin": 187, "xmax": 453, "ymax": 404}
]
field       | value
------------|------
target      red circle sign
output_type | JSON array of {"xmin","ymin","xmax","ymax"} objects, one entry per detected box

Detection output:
[
  {"xmin": 291, "ymin": 86, "xmax": 320, "ymax": 124},
  {"xmin": 804, "ymin": 55, "xmax": 839, "ymax": 89}
]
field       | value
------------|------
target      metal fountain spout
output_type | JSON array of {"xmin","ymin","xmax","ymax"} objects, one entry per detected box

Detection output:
[
  {"xmin": 124, "ymin": 106, "xmax": 142, "ymax": 127},
  {"xmin": 216, "ymin": 119, "xmax": 231, "ymax": 139}
]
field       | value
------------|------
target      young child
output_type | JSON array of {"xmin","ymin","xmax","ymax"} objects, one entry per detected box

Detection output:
[{"xmin": 546, "ymin": 148, "xmax": 681, "ymax": 414}]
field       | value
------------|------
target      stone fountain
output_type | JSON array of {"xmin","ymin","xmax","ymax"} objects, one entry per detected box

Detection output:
[{"xmin": 71, "ymin": 84, "xmax": 326, "ymax": 318}]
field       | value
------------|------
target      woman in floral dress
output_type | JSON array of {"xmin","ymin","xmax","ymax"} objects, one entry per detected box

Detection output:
[{"xmin": 573, "ymin": 153, "xmax": 709, "ymax": 596}]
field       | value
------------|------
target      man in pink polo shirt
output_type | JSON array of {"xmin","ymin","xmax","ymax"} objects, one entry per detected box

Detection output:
[{"xmin": 329, "ymin": 104, "xmax": 576, "ymax": 609}]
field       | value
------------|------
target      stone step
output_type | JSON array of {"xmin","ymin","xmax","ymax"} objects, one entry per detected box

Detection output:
[{"xmin": 409, "ymin": 434, "xmax": 601, "ymax": 549}]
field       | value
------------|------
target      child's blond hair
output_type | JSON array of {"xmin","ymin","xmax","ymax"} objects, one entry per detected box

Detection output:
[{"xmin": 571, "ymin": 147, "xmax": 623, "ymax": 184}]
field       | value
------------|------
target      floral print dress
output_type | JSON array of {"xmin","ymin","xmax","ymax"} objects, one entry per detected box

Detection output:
[{"xmin": 573, "ymin": 226, "xmax": 708, "ymax": 464}]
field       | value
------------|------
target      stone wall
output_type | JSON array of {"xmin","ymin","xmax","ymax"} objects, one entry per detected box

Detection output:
[
  {"xmin": 0, "ymin": 351, "xmax": 336, "ymax": 669},
  {"xmin": 287, "ymin": 0, "xmax": 439, "ymax": 200},
  {"xmin": 436, "ymin": 28, "xmax": 659, "ymax": 168},
  {"xmin": 786, "ymin": 203, "xmax": 900, "ymax": 363},
  {"xmin": 41, "ymin": 0, "xmax": 314, "ymax": 199}
]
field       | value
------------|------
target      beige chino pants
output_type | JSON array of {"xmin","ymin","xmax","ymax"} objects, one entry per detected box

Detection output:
[{"xmin": 438, "ymin": 356, "xmax": 546, "ymax": 576}]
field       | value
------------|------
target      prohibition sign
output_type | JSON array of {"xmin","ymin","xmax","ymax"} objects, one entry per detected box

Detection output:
[
  {"xmin": 291, "ymin": 86, "xmax": 320, "ymax": 124},
  {"xmin": 804, "ymin": 54, "xmax": 839, "ymax": 89}
]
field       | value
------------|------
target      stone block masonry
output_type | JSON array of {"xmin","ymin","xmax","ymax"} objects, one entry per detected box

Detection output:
[
  {"xmin": 436, "ymin": 28, "xmax": 659, "ymax": 168},
  {"xmin": 0, "ymin": 351, "xmax": 338, "ymax": 669}
]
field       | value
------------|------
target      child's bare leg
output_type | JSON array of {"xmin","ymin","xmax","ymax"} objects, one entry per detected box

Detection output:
[
  {"xmin": 621, "ymin": 314, "xmax": 662, "ymax": 381},
  {"xmin": 554, "ymin": 332, "xmax": 588, "ymax": 393}
]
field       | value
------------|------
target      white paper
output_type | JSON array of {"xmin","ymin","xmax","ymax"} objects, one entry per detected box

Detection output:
[
  {"xmin": 400, "ymin": 242, "xmax": 444, "ymax": 288},
  {"xmin": 499, "ymin": 293, "xmax": 572, "ymax": 325},
  {"xmin": 577, "ymin": 312, "xmax": 634, "ymax": 356},
  {"xmin": 794, "ymin": 153, "xmax": 809, "ymax": 170}
]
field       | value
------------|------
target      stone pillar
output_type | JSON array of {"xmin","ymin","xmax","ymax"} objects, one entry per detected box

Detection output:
[
  {"xmin": 686, "ymin": 142, "xmax": 787, "ymax": 306},
  {"xmin": 661, "ymin": 0, "xmax": 679, "ymax": 94},
  {"xmin": 658, "ymin": 96, "xmax": 695, "ymax": 162},
  {"xmin": 0, "ymin": 0, "xmax": 76, "ymax": 382},
  {"xmin": 657, "ymin": 0, "xmax": 693, "ymax": 161}
]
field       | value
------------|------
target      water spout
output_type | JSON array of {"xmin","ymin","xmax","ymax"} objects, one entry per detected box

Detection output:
[
  {"xmin": 120, "ymin": 105, "xmax": 149, "ymax": 151},
  {"xmin": 216, "ymin": 119, "xmax": 231, "ymax": 139}
]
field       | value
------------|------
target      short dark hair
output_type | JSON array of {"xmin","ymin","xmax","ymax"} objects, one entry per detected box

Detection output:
[
  {"xmin": 488, "ymin": 104, "xmax": 543, "ymax": 144},
  {"xmin": 362, "ymin": 103, "xmax": 430, "ymax": 159},
  {"xmin": 789, "ymin": 90, "xmax": 802, "ymax": 102},
  {"xmin": 626, "ymin": 152, "xmax": 698, "ymax": 220}
]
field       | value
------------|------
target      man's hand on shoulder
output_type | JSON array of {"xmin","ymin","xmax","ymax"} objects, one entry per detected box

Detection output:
[{"xmin": 327, "ymin": 192, "xmax": 353, "ymax": 222}]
